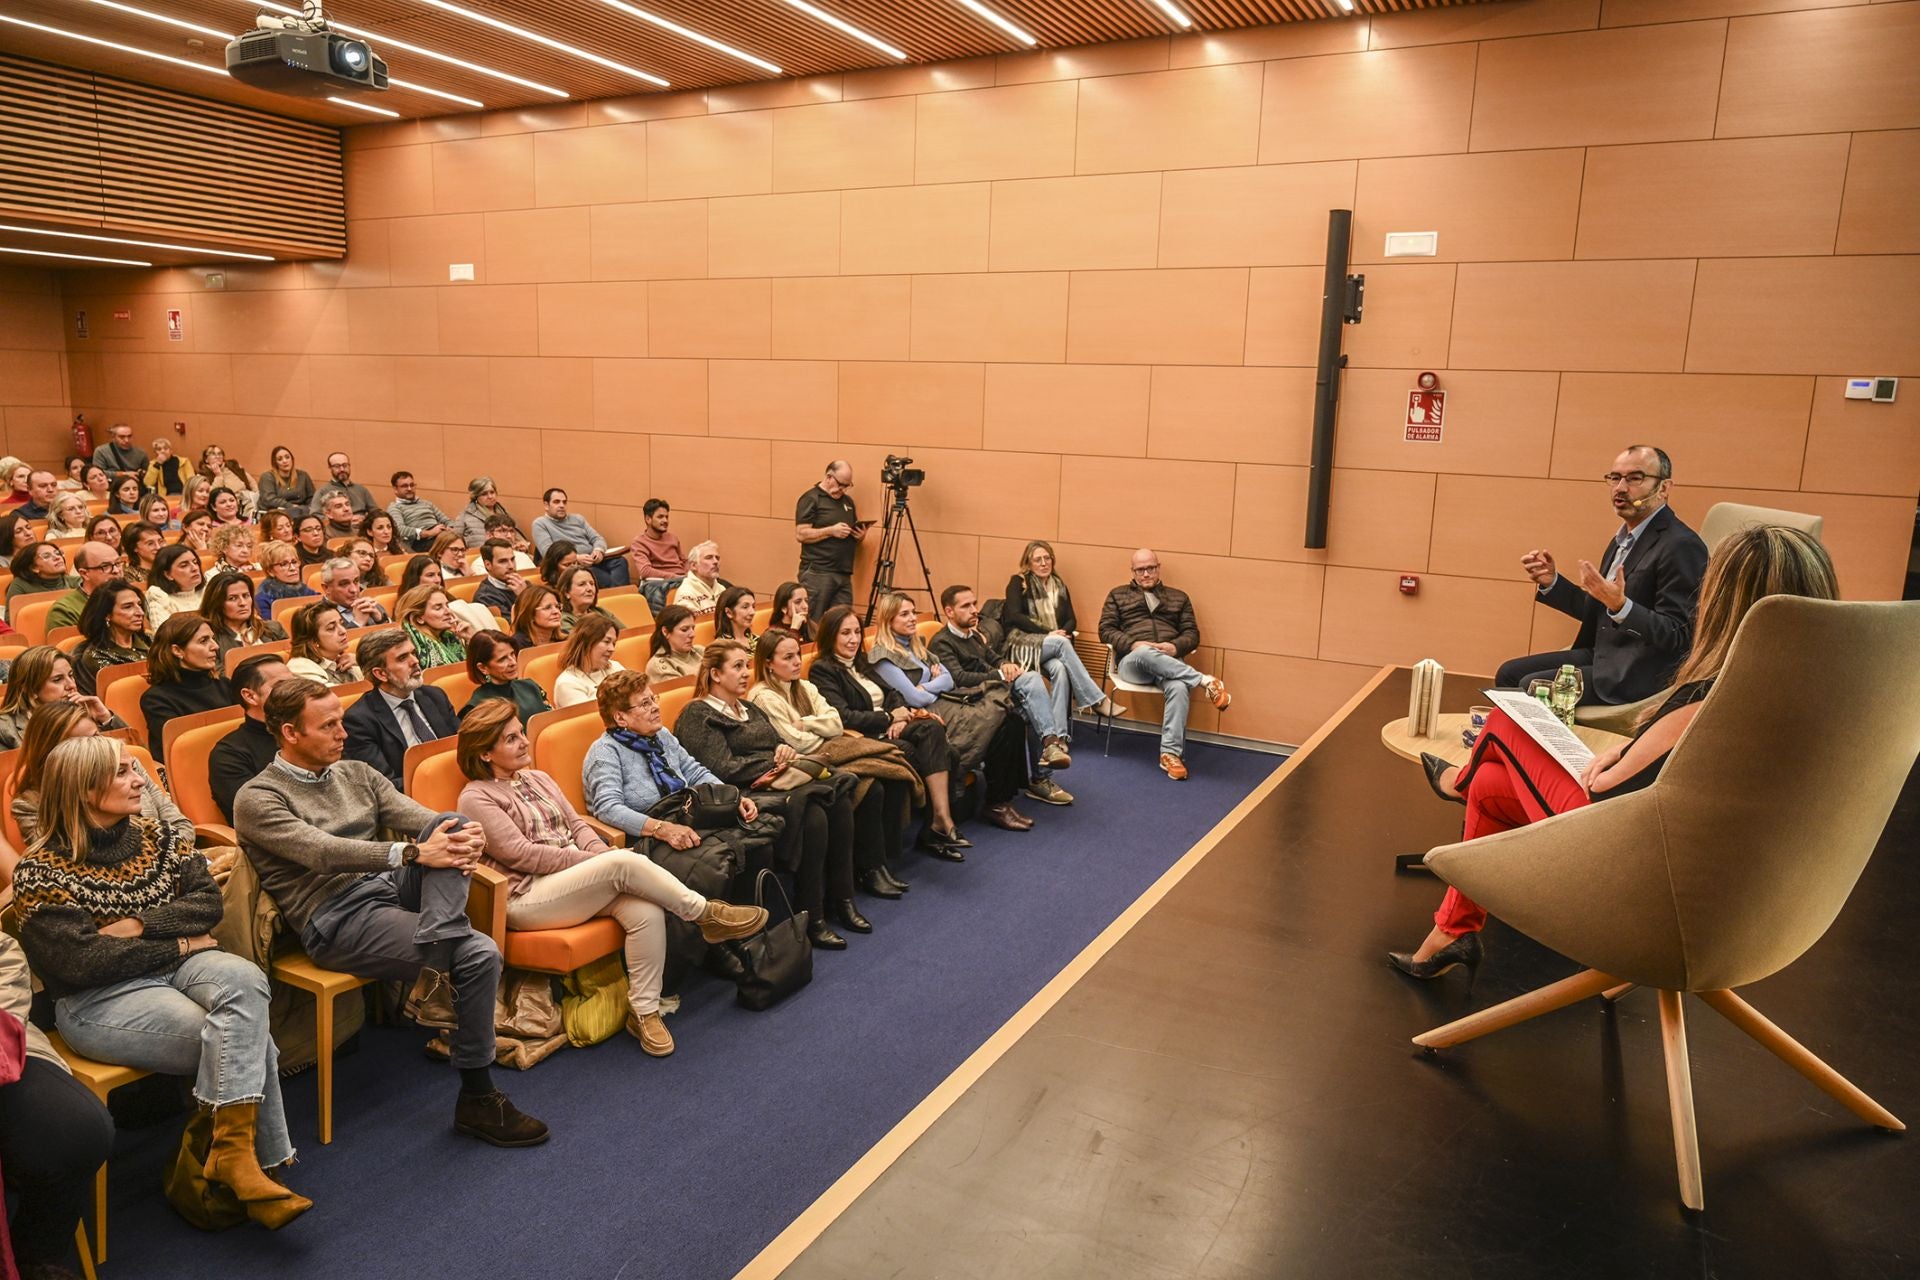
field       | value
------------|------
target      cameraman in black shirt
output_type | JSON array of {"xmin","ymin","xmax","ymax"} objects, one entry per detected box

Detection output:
[{"xmin": 793, "ymin": 460, "xmax": 865, "ymax": 611}]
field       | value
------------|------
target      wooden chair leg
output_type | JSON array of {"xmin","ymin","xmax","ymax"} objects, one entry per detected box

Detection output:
[
  {"xmin": 74, "ymin": 1222, "xmax": 99, "ymax": 1280},
  {"xmin": 315, "ymin": 988, "xmax": 335, "ymax": 1145},
  {"xmin": 1658, "ymin": 990, "xmax": 1706, "ymax": 1212},
  {"xmin": 1696, "ymin": 989, "xmax": 1905, "ymax": 1131},
  {"xmin": 93, "ymin": 1164, "xmax": 107, "ymax": 1263},
  {"xmin": 1602, "ymin": 982, "xmax": 1636, "ymax": 1002},
  {"xmin": 1414, "ymin": 968, "xmax": 1621, "ymax": 1049}
]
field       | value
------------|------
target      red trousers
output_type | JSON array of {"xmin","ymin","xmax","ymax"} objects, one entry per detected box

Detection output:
[{"xmin": 1433, "ymin": 708, "xmax": 1591, "ymax": 936}]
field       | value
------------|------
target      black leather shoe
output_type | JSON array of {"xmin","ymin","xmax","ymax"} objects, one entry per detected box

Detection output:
[
  {"xmin": 915, "ymin": 829, "xmax": 967, "ymax": 861},
  {"xmin": 878, "ymin": 866, "xmax": 910, "ymax": 892},
  {"xmin": 984, "ymin": 802, "xmax": 1034, "ymax": 831},
  {"xmin": 857, "ymin": 869, "xmax": 903, "ymax": 899},
  {"xmin": 832, "ymin": 900, "xmax": 873, "ymax": 933},
  {"xmin": 453, "ymin": 1089, "xmax": 550, "ymax": 1147},
  {"xmin": 703, "ymin": 944, "xmax": 749, "ymax": 983},
  {"xmin": 808, "ymin": 922, "xmax": 848, "ymax": 950},
  {"xmin": 1420, "ymin": 752, "xmax": 1466, "ymax": 806},
  {"xmin": 1387, "ymin": 932, "xmax": 1483, "ymax": 981}
]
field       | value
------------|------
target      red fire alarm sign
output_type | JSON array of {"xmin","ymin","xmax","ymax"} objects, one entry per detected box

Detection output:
[
  {"xmin": 1399, "ymin": 575, "xmax": 1420, "ymax": 595},
  {"xmin": 166, "ymin": 309, "xmax": 184, "ymax": 342},
  {"xmin": 1405, "ymin": 390, "xmax": 1445, "ymax": 443}
]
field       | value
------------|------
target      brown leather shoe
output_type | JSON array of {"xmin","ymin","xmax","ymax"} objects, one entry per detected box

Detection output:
[
  {"xmin": 1039, "ymin": 737, "xmax": 1072, "ymax": 769},
  {"xmin": 452, "ymin": 1089, "xmax": 550, "ymax": 1147},
  {"xmin": 697, "ymin": 899, "xmax": 769, "ymax": 943},
  {"xmin": 627, "ymin": 1009, "xmax": 675, "ymax": 1057},
  {"xmin": 1203, "ymin": 677, "xmax": 1231, "ymax": 710},
  {"xmin": 1159, "ymin": 753, "xmax": 1188, "ymax": 781},
  {"xmin": 984, "ymin": 802, "xmax": 1034, "ymax": 831}
]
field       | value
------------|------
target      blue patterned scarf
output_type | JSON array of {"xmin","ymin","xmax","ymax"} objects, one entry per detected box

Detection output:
[{"xmin": 608, "ymin": 726, "xmax": 684, "ymax": 797}]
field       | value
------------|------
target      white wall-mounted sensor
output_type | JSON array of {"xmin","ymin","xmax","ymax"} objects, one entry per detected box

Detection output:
[
  {"xmin": 448, "ymin": 263, "xmax": 475, "ymax": 282},
  {"xmin": 1384, "ymin": 232, "xmax": 1438, "ymax": 258}
]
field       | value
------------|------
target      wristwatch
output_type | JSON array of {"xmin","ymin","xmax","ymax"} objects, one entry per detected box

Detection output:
[{"xmin": 401, "ymin": 843, "xmax": 421, "ymax": 865}]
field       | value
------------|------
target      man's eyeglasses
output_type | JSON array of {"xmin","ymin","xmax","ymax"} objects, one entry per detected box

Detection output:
[
  {"xmin": 1131, "ymin": 564, "xmax": 1160, "ymax": 575},
  {"xmin": 1602, "ymin": 471, "xmax": 1666, "ymax": 487}
]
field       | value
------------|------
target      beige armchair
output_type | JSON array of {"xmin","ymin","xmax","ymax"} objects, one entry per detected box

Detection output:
[
  {"xmin": 1415, "ymin": 596, "xmax": 1918, "ymax": 1210},
  {"xmin": 1575, "ymin": 501, "xmax": 1826, "ymax": 735}
]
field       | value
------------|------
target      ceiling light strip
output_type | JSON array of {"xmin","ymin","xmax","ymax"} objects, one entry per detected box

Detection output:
[
  {"xmin": 599, "ymin": 0, "xmax": 781, "ymax": 75},
  {"xmin": 388, "ymin": 78, "xmax": 484, "ymax": 109},
  {"xmin": 0, "ymin": 13, "xmax": 226, "ymax": 75},
  {"xmin": 326, "ymin": 95, "xmax": 400, "ymax": 118},
  {"xmin": 1147, "ymin": 0, "xmax": 1194, "ymax": 29},
  {"xmin": 952, "ymin": 0, "xmax": 1038, "ymax": 47},
  {"xmin": 0, "ymin": 222, "xmax": 274, "ymax": 261},
  {"xmin": 409, "ymin": 0, "xmax": 668, "ymax": 86},
  {"xmin": 779, "ymin": 0, "xmax": 907, "ymax": 61},
  {"xmin": 250, "ymin": 2, "xmax": 568, "ymax": 98},
  {"xmin": 0, "ymin": 243, "xmax": 153, "ymax": 266}
]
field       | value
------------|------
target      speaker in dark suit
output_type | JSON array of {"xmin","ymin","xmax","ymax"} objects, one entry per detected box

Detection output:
[
  {"xmin": 342, "ymin": 682, "xmax": 460, "ymax": 787},
  {"xmin": 1499, "ymin": 494, "xmax": 1709, "ymax": 707}
]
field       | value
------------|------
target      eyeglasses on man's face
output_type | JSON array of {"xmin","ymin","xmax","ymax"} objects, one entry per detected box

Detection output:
[
  {"xmin": 1602, "ymin": 471, "xmax": 1665, "ymax": 488},
  {"xmin": 1131, "ymin": 563, "xmax": 1160, "ymax": 576}
]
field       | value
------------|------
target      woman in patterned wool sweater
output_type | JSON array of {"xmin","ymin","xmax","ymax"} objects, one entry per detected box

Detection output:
[{"xmin": 10, "ymin": 735, "xmax": 313, "ymax": 1230}]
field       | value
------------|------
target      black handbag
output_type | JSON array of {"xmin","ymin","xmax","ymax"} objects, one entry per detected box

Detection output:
[
  {"xmin": 648, "ymin": 781, "xmax": 742, "ymax": 830},
  {"xmin": 730, "ymin": 869, "xmax": 812, "ymax": 1011}
]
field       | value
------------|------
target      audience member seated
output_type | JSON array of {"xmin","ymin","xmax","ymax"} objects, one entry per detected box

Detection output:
[
  {"xmin": 628, "ymin": 497, "xmax": 686, "ymax": 611},
  {"xmin": 45, "ymin": 492, "xmax": 90, "ymax": 540},
  {"xmin": 0, "ymin": 929, "xmax": 116, "ymax": 1279},
  {"xmin": 932, "ymin": 584, "xmax": 1077, "ymax": 808},
  {"xmin": 11, "ymin": 703, "xmax": 188, "ymax": 849},
  {"xmin": 1098, "ymin": 548, "xmax": 1229, "ymax": 783},
  {"xmin": 809, "ymin": 605, "xmax": 967, "ymax": 858},
  {"xmin": 318, "ymin": 492, "xmax": 359, "ymax": 542},
  {"xmin": 646, "ymin": 604, "xmax": 703, "ymax": 683},
  {"xmin": 208, "ymin": 655, "xmax": 290, "ymax": 823},
  {"xmin": 292, "ymin": 515, "xmax": 331, "ymax": 567},
  {"xmin": 198, "ymin": 446, "xmax": 254, "ymax": 514},
  {"xmin": 14, "ymin": 735, "xmax": 311, "ymax": 1227},
  {"xmin": 92, "ymin": 421, "xmax": 148, "ymax": 476},
  {"xmin": 210, "ymin": 524, "xmax": 257, "ymax": 576},
  {"xmin": 145, "ymin": 543, "xmax": 206, "ymax": 629},
  {"xmin": 536, "ymin": 541, "xmax": 578, "ymax": 593},
  {"xmin": 398, "ymin": 582, "xmax": 475, "ymax": 669},
  {"xmin": 1002, "ymin": 538, "xmax": 1122, "ymax": 723},
  {"xmin": 176, "ymin": 509, "xmax": 216, "ymax": 554},
  {"xmin": 81, "ymin": 463, "xmax": 113, "ymax": 504},
  {"xmin": 0, "ymin": 645, "xmax": 126, "ymax": 750},
  {"xmin": 457, "ymin": 476, "xmax": 522, "ymax": 549},
  {"xmin": 1498, "ymin": 444, "xmax": 1709, "ymax": 707},
  {"xmin": 73, "ymin": 579, "xmax": 152, "ymax": 695},
  {"xmin": 1392, "ymin": 526, "xmax": 1837, "ymax": 980},
  {"xmin": 454, "ymin": 700, "xmax": 766, "ymax": 1057},
  {"xmin": 553, "ymin": 613, "xmax": 624, "ymax": 708},
  {"xmin": 310, "ymin": 452, "xmax": 375, "ymax": 519},
  {"xmin": 263, "ymin": 503, "xmax": 300, "ymax": 544},
  {"xmin": 750, "ymin": 630, "xmax": 915, "ymax": 900},
  {"xmin": 201, "ymin": 569, "xmax": 287, "ymax": 663},
  {"xmin": 139, "ymin": 494, "xmax": 178, "ymax": 533},
  {"xmin": 257, "ymin": 445, "xmax": 314, "ymax": 517},
  {"xmin": 83, "ymin": 513, "xmax": 119, "ymax": 547},
  {"xmin": 143, "ymin": 437, "xmax": 184, "ymax": 498},
  {"xmin": 769, "ymin": 580, "xmax": 809, "ymax": 638},
  {"xmin": 462, "ymin": 630, "xmax": 551, "ymax": 726},
  {"xmin": 430, "ymin": 530, "xmax": 471, "ymax": 581},
  {"xmin": 315, "ymin": 556, "xmax": 391, "ymax": 630},
  {"xmin": 234, "ymin": 678, "xmax": 547, "ymax": 1148},
  {"xmin": 207, "ymin": 488, "xmax": 246, "ymax": 532},
  {"xmin": 340, "ymin": 537, "xmax": 389, "ymax": 590},
  {"xmin": 179, "ymin": 475, "xmax": 213, "ymax": 521},
  {"xmin": 714, "ymin": 586, "xmax": 757, "ymax": 647},
  {"xmin": 48, "ymin": 539, "xmax": 124, "ymax": 632},
  {"xmin": 472, "ymin": 538, "xmax": 527, "ymax": 619},
  {"xmin": 58, "ymin": 454, "xmax": 88, "ymax": 491},
  {"xmin": 140, "ymin": 613, "xmax": 237, "ymax": 758},
  {"xmin": 532, "ymin": 487, "xmax": 630, "ymax": 588},
  {"xmin": 343, "ymin": 629, "xmax": 459, "ymax": 788},
  {"xmin": 19, "ymin": 470, "xmax": 59, "ymax": 521},
  {"xmin": 509, "ymin": 584, "xmax": 566, "ymax": 651},
  {"xmin": 555, "ymin": 566, "xmax": 618, "ymax": 633},
  {"xmin": 793, "ymin": 460, "xmax": 864, "ymax": 612},
  {"xmin": 472, "ymin": 514, "xmax": 536, "ymax": 574},
  {"xmin": 0, "ymin": 510, "xmax": 34, "ymax": 560},
  {"xmin": 359, "ymin": 511, "xmax": 400, "ymax": 560},
  {"xmin": 109, "ymin": 471, "xmax": 144, "ymax": 516},
  {"xmin": 254, "ymin": 539, "xmax": 317, "ymax": 621},
  {"xmin": 388, "ymin": 470, "xmax": 453, "ymax": 550},
  {"xmin": 672, "ymin": 541, "xmax": 728, "ymax": 617},
  {"xmin": 8, "ymin": 541, "xmax": 75, "ymax": 609},
  {"xmin": 675, "ymin": 640, "xmax": 866, "ymax": 948},
  {"xmin": 285, "ymin": 601, "xmax": 360, "ymax": 687},
  {"xmin": 0, "ymin": 458, "xmax": 29, "ymax": 505}
]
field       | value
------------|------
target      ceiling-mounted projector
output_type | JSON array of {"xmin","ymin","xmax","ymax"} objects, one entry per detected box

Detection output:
[{"xmin": 226, "ymin": 2, "xmax": 387, "ymax": 97}]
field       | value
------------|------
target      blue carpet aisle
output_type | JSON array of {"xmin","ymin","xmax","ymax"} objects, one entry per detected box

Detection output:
[{"xmin": 95, "ymin": 731, "xmax": 1279, "ymax": 1279}]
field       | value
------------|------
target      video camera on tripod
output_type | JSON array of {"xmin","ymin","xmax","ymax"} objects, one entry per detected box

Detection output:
[
  {"xmin": 865, "ymin": 456, "xmax": 932, "ymax": 623},
  {"xmin": 881, "ymin": 454, "xmax": 924, "ymax": 491}
]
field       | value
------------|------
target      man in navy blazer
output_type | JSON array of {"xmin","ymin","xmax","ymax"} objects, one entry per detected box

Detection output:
[
  {"xmin": 1496, "ymin": 445, "xmax": 1709, "ymax": 706},
  {"xmin": 342, "ymin": 629, "xmax": 461, "ymax": 787}
]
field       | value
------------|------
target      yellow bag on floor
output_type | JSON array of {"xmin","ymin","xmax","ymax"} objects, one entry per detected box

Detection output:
[{"xmin": 561, "ymin": 954, "xmax": 627, "ymax": 1047}]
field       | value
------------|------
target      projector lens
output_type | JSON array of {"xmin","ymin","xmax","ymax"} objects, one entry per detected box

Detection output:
[{"xmin": 332, "ymin": 39, "xmax": 369, "ymax": 73}]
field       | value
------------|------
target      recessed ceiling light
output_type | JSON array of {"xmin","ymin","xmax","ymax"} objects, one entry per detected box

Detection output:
[
  {"xmin": 250, "ymin": 1, "xmax": 569, "ymax": 98},
  {"xmin": 0, "ymin": 223, "xmax": 274, "ymax": 261},
  {"xmin": 599, "ymin": 0, "xmax": 782, "ymax": 76},
  {"xmin": 0, "ymin": 12, "xmax": 225, "ymax": 75},
  {"xmin": 0, "ymin": 243, "xmax": 153, "ymax": 267},
  {"xmin": 327, "ymin": 95, "xmax": 400, "ymax": 118},
  {"xmin": 389, "ymin": 78, "xmax": 484, "ymax": 109},
  {"xmin": 75, "ymin": 0, "xmax": 228, "ymax": 41},
  {"xmin": 1146, "ymin": 0, "xmax": 1194, "ymax": 29},
  {"xmin": 410, "ymin": 0, "xmax": 669, "ymax": 87},
  {"xmin": 1335, "ymin": 0, "xmax": 1356, "ymax": 11},
  {"xmin": 779, "ymin": 0, "xmax": 907, "ymax": 61},
  {"xmin": 953, "ymin": 0, "xmax": 1038, "ymax": 47}
]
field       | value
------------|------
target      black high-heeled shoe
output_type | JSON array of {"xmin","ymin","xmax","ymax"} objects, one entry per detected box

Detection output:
[
  {"xmin": 915, "ymin": 829, "xmax": 967, "ymax": 861},
  {"xmin": 857, "ymin": 869, "xmax": 903, "ymax": 900},
  {"xmin": 832, "ymin": 900, "xmax": 873, "ymax": 933},
  {"xmin": 808, "ymin": 922, "xmax": 848, "ymax": 950},
  {"xmin": 1387, "ymin": 931, "xmax": 1483, "ymax": 980},
  {"xmin": 1420, "ymin": 752, "xmax": 1466, "ymax": 806},
  {"xmin": 878, "ymin": 866, "xmax": 911, "ymax": 892}
]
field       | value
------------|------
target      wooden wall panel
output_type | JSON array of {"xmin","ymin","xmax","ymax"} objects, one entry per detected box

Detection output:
[{"xmin": 46, "ymin": 4, "xmax": 1920, "ymax": 750}]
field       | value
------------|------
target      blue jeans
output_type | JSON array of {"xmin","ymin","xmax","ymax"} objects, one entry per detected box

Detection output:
[
  {"xmin": 56, "ymin": 949, "xmax": 292, "ymax": 1167},
  {"xmin": 1038, "ymin": 633, "xmax": 1105, "ymax": 738},
  {"xmin": 589, "ymin": 555, "xmax": 631, "ymax": 589},
  {"xmin": 1115, "ymin": 647, "xmax": 1209, "ymax": 759},
  {"xmin": 639, "ymin": 576, "xmax": 683, "ymax": 612},
  {"xmin": 1007, "ymin": 670, "xmax": 1057, "ymax": 779}
]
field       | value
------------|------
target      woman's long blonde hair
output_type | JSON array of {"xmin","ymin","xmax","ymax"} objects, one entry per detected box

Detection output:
[
  {"xmin": 27, "ymin": 735, "xmax": 124, "ymax": 862},
  {"xmin": 1648, "ymin": 525, "xmax": 1838, "ymax": 723},
  {"xmin": 866, "ymin": 592, "xmax": 927, "ymax": 669}
]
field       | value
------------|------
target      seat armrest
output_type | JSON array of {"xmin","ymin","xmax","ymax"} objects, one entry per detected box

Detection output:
[
  {"xmin": 465, "ymin": 864, "xmax": 509, "ymax": 950},
  {"xmin": 583, "ymin": 816, "xmax": 628, "ymax": 848},
  {"xmin": 193, "ymin": 822, "xmax": 240, "ymax": 848}
]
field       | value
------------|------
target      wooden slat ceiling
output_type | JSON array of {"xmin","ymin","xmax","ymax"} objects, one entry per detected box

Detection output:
[{"xmin": 0, "ymin": 0, "xmax": 1503, "ymax": 126}]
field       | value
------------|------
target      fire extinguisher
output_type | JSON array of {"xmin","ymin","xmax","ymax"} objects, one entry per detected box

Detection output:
[{"xmin": 71, "ymin": 413, "xmax": 93, "ymax": 459}]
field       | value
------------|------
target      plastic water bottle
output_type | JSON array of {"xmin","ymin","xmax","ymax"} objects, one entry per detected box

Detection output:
[{"xmin": 1550, "ymin": 664, "xmax": 1581, "ymax": 727}]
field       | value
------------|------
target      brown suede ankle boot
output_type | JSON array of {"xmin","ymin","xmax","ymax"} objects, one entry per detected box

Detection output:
[{"xmin": 203, "ymin": 1103, "xmax": 298, "ymax": 1208}]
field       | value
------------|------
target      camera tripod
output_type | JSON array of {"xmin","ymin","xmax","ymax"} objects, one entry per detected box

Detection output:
[{"xmin": 863, "ymin": 483, "xmax": 936, "ymax": 626}]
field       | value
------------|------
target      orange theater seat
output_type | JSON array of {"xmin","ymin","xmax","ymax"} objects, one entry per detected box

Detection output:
[
  {"xmin": 505, "ymin": 920, "xmax": 623, "ymax": 974},
  {"xmin": 600, "ymin": 591, "xmax": 652, "ymax": 631}
]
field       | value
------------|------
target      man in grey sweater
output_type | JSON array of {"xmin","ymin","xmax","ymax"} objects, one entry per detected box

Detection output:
[
  {"xmin": 530, "ymin": 487, "xmax": 631, "ymax": 588},
  {"xmin": 233, "ymin": 677, "xmax": 548, "ymax": 1148}
]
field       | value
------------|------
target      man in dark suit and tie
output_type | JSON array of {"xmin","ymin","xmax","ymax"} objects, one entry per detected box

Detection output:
[
  {"xmin": 342, "ymin": 629, "xmax": 460, "ymax": 787},
  {"xmin": 1497, "ymin": 445, "xmax": 1709, "ymax": 706}
]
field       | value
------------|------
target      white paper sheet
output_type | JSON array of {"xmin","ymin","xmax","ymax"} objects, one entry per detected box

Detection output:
[{"xmin": 1483, "ymin": 688, "xmax": 1595, "ymax": 777}]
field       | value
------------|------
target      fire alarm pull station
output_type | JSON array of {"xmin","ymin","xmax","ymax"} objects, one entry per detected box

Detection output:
[{"xmin": 1399, "ymin": 575, "xmax": 1419, "ymax": 596}]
